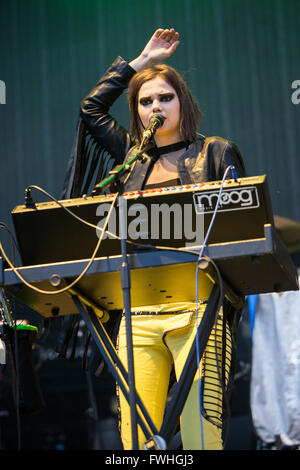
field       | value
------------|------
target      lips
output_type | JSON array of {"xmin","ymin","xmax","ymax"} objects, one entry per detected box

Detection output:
[{"xmin": 150, "ymin": 116, "xmax": 166, "ymax": 120}]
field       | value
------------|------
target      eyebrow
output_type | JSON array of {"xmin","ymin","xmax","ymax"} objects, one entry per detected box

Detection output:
[{"xmin": 139, "ymin": 92, "xmax": 175, "ymax": 100}]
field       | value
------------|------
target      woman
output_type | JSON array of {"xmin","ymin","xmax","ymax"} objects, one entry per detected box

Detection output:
[{"xmin": 65, "ymin": 28, "xmax": 246, "ymax": 450}]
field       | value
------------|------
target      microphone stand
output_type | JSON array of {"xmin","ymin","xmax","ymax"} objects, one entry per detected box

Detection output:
[
  {"xmin": 92, "ymin": 142, "xmax": 151, "ymax": 450},
  {"xmin": 93, "ymin": 146, "xmax": 148, "ymax": 195},
  {"xmin": 92, "ymin": 114, "xmax": 162, "ymax": 194}
]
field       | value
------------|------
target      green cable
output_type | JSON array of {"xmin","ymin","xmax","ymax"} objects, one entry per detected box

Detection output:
[{"xmin": 14, "ymin": 324, "xmax": 38, "ymax": 332}]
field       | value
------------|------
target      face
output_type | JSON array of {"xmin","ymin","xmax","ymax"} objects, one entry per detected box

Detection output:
[{"xmin": 137, "ymin": 76, "xmax": 181, "ymax": 144}]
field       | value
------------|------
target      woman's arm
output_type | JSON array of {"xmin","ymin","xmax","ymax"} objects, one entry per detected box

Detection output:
[
  {"xmin": 80, "ymin": 56, "xmax": 136, "ymax": 163},
  {"xmin": 80, "ymin": 29, "xmax": 180, "ymax": 162},
  {"xmin": 129, "ymin": 28, "xmax": 180, "ymax": 71}
]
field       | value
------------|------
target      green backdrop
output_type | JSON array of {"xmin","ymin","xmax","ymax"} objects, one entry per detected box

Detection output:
[
  {"xmin": 1, "ymin": 0, "xmax": 300, "ymax": 242},
  {"xmin": 0, "ymin": 0, "xmax": 299, "ymax": 451}
]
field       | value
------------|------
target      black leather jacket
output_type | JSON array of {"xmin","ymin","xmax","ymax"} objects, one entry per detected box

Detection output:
[
  {"xmin": 62, "ymin": 56, "xmax": 246, "ymax": 198},
  {"xmin": 60, "ymin": 56, "xmax": 246, "ymax": 398}
]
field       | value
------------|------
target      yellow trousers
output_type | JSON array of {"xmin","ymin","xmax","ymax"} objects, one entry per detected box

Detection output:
[{"xmin": 117, "ymin": 306, "xmax": 232, "ymax": 450}]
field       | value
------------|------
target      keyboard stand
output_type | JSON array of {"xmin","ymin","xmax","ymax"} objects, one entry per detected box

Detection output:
[{"xmin": 0, "ymin": 223, "xmax": 298, "ymax": 449}]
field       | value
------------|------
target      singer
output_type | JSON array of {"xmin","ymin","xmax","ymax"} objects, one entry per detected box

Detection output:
[{"xmin": 63, "ymin": 28, "xmax": 246, "ymax": 450}]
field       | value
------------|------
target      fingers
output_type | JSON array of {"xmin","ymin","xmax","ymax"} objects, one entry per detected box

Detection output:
[
  {"xmin": 160, "ymin": 28, "xmax": 174, "ymax": 42},
  {"xmin": 164, "ymin": 40, "xmax": 180, "ymax": 59},
  {"xmin": 169, "ymin": 40, "xmax": 180, "ymax": 53},
  {"xmin": 154, "ymin": 28, "xmax": 179, "ymax": 44},
  {"xmin": 154, "ymin": 29, "xmax": 164, "ymax": 38}
]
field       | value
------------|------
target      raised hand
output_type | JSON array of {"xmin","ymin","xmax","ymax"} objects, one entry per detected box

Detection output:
[
  {"xmin": 141, "ymin": 28, "xmax": 180, "ymax": 63},
  {"xmin": 129, "ymin": 28, "xmax": 180, "ymax": 72}
]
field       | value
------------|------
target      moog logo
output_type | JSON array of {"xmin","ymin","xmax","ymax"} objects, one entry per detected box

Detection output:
[{"xmin": 193, "ymin": 186, "xmax": 259, "ymax": 214}]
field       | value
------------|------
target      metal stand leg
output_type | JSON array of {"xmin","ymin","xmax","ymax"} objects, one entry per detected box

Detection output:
[
  {"xmin": 119, "ymin": 195, "xmax": 139, "ymax": 449},
  {"xmin": 73, "ymin": 278, "xmax": 222, "ymax": 450},
  {"xmin": 70, "ymin": 249, "xmax": 236, "ymax": 451},
  {"xmin": 70, "ymin": 295, "xmax": 158, "ymax": 443}
]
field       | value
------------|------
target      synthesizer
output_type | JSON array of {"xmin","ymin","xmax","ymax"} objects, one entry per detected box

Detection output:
[{"xmin": 11, "ymin": 175, "xmax": 274, "ymax": 266}]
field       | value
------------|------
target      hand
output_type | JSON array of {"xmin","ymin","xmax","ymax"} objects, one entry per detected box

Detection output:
[
  {"xmin": 141, "ymin": 28, "xmax": 180, "ymax": 64},
  {"xmin": 129, "ymin": 28, "xmax": 180, "ymax": 71}
]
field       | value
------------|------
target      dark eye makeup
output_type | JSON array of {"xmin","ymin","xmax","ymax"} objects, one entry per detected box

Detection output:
[{"xmin": 139, "ymin": 93, "xmax": 175, "ymax": 106}]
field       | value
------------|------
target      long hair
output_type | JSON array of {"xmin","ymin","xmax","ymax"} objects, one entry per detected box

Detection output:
[{"xmin": 128, "ymin": 64, "xmax": 202, "ymax": 143}]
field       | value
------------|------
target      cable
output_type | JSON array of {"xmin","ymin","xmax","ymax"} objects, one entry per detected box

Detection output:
[
  {"xmin": 0, "ymin": 292, "xmax": 22, "ymax": 449},
  {"xmin": 12, "ymin": 297, "xmax": 21, "ymax": 450},
  {"xmin": 25, "ymin": 185, "xmax": 168, "ymax": 251},
  {"xmin": 0, "ymin": 222, "xmax": 21, "ymax": 263},
  {"xmin": 198, "ymin": 165, "xmax": 235, "ymax": 261},
  {"xmin": 0, "ymin": 193, "xmax": 118, "ymax": 296},
  {"xmin": 26, "ymin": 185, "xmax": 120, "ymax": 240},
  {"xmin": 23, "ymin": 184, "xmax": 228, "ymax": 256},
  {"xmin": 195, "ymin": 165, "xmax": 237, "ymax": 449},
  {"xmin": 0, "ymin": 170, "xmax": 237, "ymax": 449},
  {"xmin": 1, "ymin": 170, "xmax": 236, "ymax": 297},
  {"xmin": 0, "ymin": 183, "xmax": 202, "ymax": 297},
  {"xmin": 0, "ymin": 224, "xmax": 22, "ymax": 449}
]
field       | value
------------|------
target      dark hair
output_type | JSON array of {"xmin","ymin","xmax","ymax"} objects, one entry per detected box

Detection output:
[{"xmin": 128, "ymin": 64, "xmax": 202, "ymax": 143}]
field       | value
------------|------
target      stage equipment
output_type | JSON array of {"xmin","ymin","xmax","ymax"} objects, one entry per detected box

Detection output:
[
  {"xmin": 0, "ymin": 289, "xmax": 45, "ymax": 415},
  {"xmin": 0, "ymin": 175, "xmax": 298, "ymax": 449},
  {"xmin": 11, "ymin": 175, "xmax": 279, "ymax": 262}
]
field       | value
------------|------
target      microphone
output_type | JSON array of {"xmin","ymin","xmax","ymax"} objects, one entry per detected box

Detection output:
[{"xmin": 141, "ymin": 113, "xmax": 165, "ymax": 144}]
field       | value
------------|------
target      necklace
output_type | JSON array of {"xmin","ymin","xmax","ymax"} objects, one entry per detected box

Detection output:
[{"xmin": 157, "ymin": 140, "xmax": 189, "ymax": 155}]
